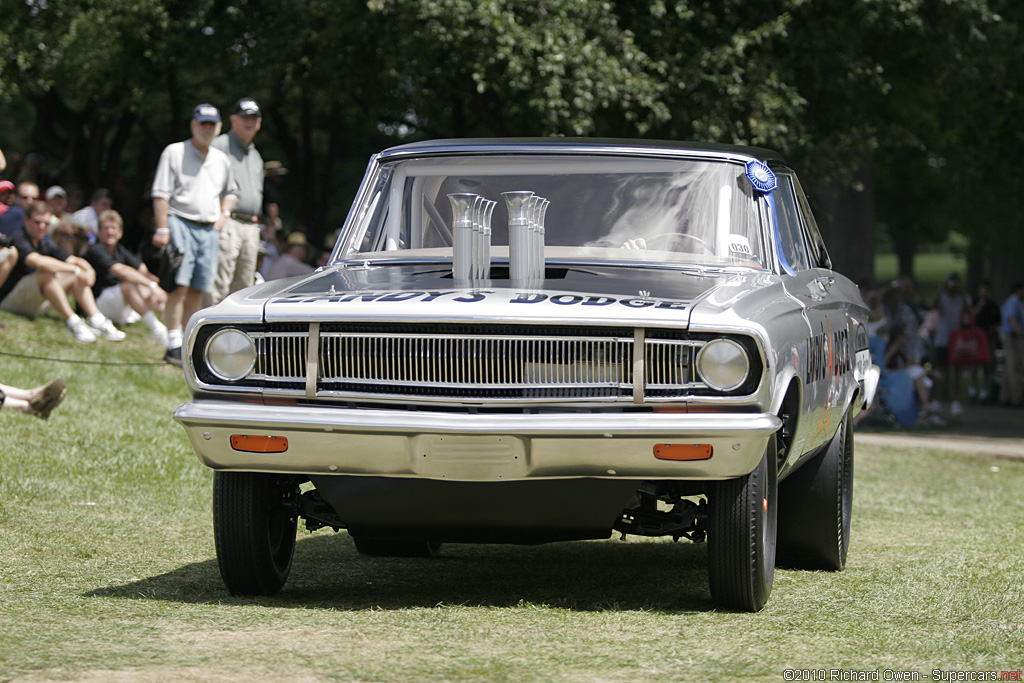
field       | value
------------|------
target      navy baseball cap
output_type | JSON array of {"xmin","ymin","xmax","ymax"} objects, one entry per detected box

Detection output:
[{"xmin": 192, "ymin": 103, "xmax": 221, "ymax": 123}]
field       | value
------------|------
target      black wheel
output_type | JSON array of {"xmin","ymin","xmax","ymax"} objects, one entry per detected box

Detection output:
[
  {"xmin": 707, "ymin": 435, "xmax": 778, "ymax": 612},
  {"xmin": 777, "ymin": 408, "xmax": 854, "ymax": 570},
  {"xmin": 351, "ymin": 536, "xmax": 443, "ymax": 558},
  {"xmin": 213, "ymin": 471, "xmax": 300, "ymax": 596}
]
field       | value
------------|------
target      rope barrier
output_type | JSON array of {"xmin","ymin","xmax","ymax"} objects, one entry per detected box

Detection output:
[{"xmin": 0, "ymin": 349, "xmax": 168, "ymax": 366}]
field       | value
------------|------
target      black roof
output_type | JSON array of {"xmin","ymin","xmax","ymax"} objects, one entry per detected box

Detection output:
[{"xmin": 380, "ymin": 137, "xmax": 788, "ymax": 165}]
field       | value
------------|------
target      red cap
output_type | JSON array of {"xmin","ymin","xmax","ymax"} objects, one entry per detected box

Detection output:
[{"xmin": 0, "ymin": 180, "xmax": 15, "ymax": 193}]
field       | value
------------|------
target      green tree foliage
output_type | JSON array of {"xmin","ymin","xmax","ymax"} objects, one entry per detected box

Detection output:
[
  {"xmin": 617, "ymin": 1, "xmax": 808, "ymax": 151},
  {"xmin": 0, "ymin": 0, "xmax": 242, "ymax": 235},
  {"xmin": 1, "ymin": 0, "xmax": 1021, "ymax": 283},
  {"xmin": 365, "ymin": 0, "xmax": 670, "ymax": 137},
  {"xmin": 858, "ymin": 0, "xmax": 1024, "ymax": 286}
]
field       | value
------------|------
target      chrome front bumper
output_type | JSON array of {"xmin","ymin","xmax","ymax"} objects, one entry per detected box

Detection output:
[{"xmin": 174, "ymin": 401, "xmax": 781, "ymax": 482}]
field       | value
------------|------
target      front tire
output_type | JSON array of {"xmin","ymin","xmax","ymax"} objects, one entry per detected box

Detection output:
[
  {"xmin": 707, "ymin": 435, "xmax": 778, "ymax": 612},
  {"xmin": 213, "ymin": 472, "xmax": 300, "ymax": 596},
  {"xmin": 777, "ymin": 409, "xmax": 854, "ymax": 570}
]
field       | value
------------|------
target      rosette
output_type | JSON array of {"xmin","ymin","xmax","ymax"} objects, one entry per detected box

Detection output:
[{"xmin": 745, "ymin": 160, "xmax": 777, "ymax": 193}]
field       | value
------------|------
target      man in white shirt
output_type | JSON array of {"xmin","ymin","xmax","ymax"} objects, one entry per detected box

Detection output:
[
  {"xmin": 69, "ymin": 188, "xmax": 112, "ymax": 241},
  {"xmin": 151, "ymin": 103, "xmax": 238, "ymax": 366}
]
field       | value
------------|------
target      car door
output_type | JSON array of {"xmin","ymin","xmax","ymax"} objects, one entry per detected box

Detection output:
[{"xmin": 773, "ymin": 171, "xmax": 851, "ymax": 456}]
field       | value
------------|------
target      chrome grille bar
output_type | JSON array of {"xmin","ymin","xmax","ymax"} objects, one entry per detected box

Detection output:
[{"xmin": 241, "ymin": 327, "xmax": 704, "ymax": 400}]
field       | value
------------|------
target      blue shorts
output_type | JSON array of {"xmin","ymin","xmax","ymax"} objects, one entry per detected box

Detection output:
[{"xmin": 169, "ymin": 214, "xmax": 220, "ymax": 292}]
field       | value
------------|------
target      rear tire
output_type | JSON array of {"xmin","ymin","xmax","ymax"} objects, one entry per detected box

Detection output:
[
  {"xmin": 777, "ymin": 409, "xmax": 853, "ymax": 570},
  {"xmin": 707, "ymin": 436, "xmax": 778, "ymax": 612},
  {"xmin": 351, "ymin": 536, "xmax": 443, "ymax": 557},
  {"xmin": 213, "ymin": 472, "xmax": 300, "ymax": 596}
]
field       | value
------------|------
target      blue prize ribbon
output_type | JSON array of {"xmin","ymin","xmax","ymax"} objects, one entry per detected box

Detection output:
[
  {"xmin": 745, "ymin": 160, "xmax": 777, "ymax": 193},
  {"xmin": 766, "ymin": 193, "xmax": 796, "ymax": 276},
  {"xmin": 745, "ymin": 160, "xmax": 793, "ymax": 276}
]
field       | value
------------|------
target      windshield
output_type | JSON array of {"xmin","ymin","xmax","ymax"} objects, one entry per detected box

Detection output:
[{"xmin": 335, "ymin": 154, "xmax": 766, "ymax": 270}]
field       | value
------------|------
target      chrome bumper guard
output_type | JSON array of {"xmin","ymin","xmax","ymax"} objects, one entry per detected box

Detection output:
[{"xmin": 174, "ymin": 401, "xmax": 781, "ymax": 482}]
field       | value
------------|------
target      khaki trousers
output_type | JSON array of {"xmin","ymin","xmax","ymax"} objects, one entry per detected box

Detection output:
[{"xmin": 209, "ymin": 216, "xmax": 260, "ymax": 305}]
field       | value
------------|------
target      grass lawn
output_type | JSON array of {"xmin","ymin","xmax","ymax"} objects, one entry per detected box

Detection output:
[
  {"xmin": 1, "ymin": 311, "xmax": 1022, "ymax": 682},
  {"xmin": 874, "ymin": 252, "xmax": 967, "ymax": 290}
]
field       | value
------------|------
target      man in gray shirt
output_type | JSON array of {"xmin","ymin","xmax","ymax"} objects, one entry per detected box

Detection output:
[
  {"xmin": 208, "ymin": 97, "xmax": 269, "ymax": 304},
  {"xmin": 151, "ymin": 103, "xmax": 238, "ymax": 365}
]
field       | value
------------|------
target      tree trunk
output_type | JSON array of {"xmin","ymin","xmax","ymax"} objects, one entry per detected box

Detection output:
[
  {"xmin": 895, "ymin": 244, "xmax": 915, "ymax": 280},
  {"xmin": 809, "ymin": 160, "xmax": 876, "ymax": 288}
]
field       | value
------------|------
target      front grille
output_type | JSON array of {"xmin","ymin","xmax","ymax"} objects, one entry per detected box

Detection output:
[
  {"xmin": 253, "ymin": 332, "xmax": 308, "ymax": 382},
  {"xmin": 319, "ymin": 332, "xmax": 644, "ymax": 399},
  {"xmin": 201, "ymin": 323, "xmax": 715, "ymax": 402}
]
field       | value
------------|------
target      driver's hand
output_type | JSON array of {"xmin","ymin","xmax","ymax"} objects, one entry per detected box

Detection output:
[{"xmin": 621, "ymin": 238, "xmax": 647, "ymax": 250}]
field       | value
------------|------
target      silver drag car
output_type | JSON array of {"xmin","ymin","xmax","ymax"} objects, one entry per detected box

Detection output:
[{"xmin": 174, "ymin": 139, "xmax": 879, "ymax": 611}]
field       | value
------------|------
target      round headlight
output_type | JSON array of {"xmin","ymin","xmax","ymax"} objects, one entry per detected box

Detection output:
[
  {"xmin": 205, "ymin": 328, "xmax": 256, "ymax": 381},
  {"xmin": 696, "ymin": 338, "xmax": 749, "ymax": 392}
]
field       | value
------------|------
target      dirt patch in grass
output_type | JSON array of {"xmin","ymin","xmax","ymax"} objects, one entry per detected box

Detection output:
[
  {"xmin": 858, "ymin": 403, "xmax": 1024, "ymax": 458},
  {"xmin": 13, "ymin": 667, "xmax": 320, "ymax": 683}
]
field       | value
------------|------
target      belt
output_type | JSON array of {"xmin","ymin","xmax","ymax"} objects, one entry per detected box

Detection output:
[{"xmin": 230, "ymin": 211, "xmax": 261, "ymax": 223}]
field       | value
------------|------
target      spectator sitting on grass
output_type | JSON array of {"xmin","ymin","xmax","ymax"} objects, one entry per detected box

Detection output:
[
  {"xmin": 84, "ymin": 209, "xmax": 169, "ymax": 346},
  {"xmin": 48, "ymin": 220, "xmax": 90, "ymax": 258},
  {"xmin": 265, "ymin": 231, "xmax": 314, "ymax": 280},
  {"xmin": 69, "ymin": 188, "xmax": 113, "ymax": 243},
  {"xmin": 45, "ymin": 185, "xmax": 71, "ymax": 229},
  {"xmin": 0, "ymin": 233, "xmax": 16, "ymax": 290},
  {"xmin": 0, "ymin": 377, "xmax": 66, "ymax": 419},
  {"xmin": 0, "ymin": 180, "xmax": 15, "ymax": 218},
  {"xmin": 0, "ymin": 201, "xmax": 125, "ymax": 344},
  {"xmin": 0, "ymin": 232, "xmax": 15, "ymax": 327},
  {"xmin": 0, "ymin": 181, "xmax": 39, "ymax": 238}
]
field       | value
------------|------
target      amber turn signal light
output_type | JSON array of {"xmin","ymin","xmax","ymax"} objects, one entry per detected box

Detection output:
[
  {"xmin": 230, "ymin": 434, "xmax": 289, "ymax": 453},
  {"xmin": 653, "ymin": 443, "xmax": 712, "ymax": 461}
]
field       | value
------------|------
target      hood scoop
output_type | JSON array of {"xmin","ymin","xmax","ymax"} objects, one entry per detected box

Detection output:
[{"xmin": 448, "ymin": 190, "xmax": 549, "ymax": 286}]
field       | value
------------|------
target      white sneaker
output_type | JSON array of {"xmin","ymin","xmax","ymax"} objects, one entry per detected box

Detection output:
[
  {"xmin": 951, "ymin": 400, "xmax": 964, "ymax": 417},
  {"xmin": 67, "ymin": 317, "xmax": 97, "ymax": 344},
  {"xmin": 150, "ymin": 326, "xmax": 169, "ymax": 347},
  {"xmin": 89, "ymin": 316, "xmax": 126, "ymax": 341}
]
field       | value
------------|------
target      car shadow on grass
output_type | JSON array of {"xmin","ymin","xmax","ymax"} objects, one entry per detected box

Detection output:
[{"xmin": 86, "ymin": 533, "xmax": 715, "ymax": 613}]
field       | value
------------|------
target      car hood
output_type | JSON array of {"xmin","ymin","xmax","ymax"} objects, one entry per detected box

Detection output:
[{"xmin": 255, "ymin": 261, "xmax": 772, "ymax": 328}]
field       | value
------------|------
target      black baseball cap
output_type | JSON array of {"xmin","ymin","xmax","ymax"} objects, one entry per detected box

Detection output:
[{"xmin": 233, "ymin": 98, "xmax": 262, "ymax": 117}]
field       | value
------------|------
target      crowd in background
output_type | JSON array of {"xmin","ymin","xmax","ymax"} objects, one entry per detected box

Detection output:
[
  {"xmin": 860, "ymin": 273, "xmax": 1024, "ymax": 428},
  {"xmin": 4, "ymin": 128, "xmax": 1024, "ymax": 422},
  {"xmin": 0, "ymin": 101, "xmax": 327, "ymax": 367},
  {"xmin": 0, "ymin": 157, "xmax": 322, "ymax": 290}
]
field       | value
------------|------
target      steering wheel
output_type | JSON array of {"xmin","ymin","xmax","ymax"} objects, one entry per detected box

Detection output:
[{"xmin": 643, "ymin": 232, "xmax": 713, "ymax": 255}]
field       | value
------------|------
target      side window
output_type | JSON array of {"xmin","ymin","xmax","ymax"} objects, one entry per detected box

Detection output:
[
  {"xmin": 791, "ymin": 175, "xmax": 832, "ymax": 269},
  {"xmin": 773, "ymin": 174, "xmax": 812, "ymax": 272}
]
